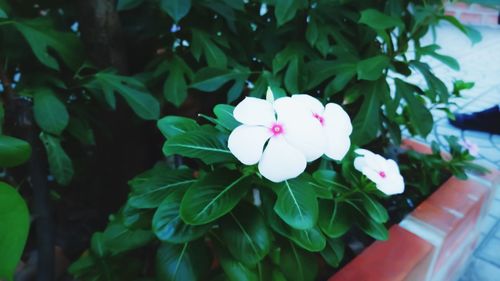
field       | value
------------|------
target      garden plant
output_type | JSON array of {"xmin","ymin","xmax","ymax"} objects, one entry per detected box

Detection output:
[{"xmin": 0, "ymin": 0, "xmax": 488, "ymax": 280}]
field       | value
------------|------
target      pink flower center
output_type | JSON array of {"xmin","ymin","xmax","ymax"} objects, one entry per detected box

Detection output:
[
  {"xmin": 379, "ymin": 171, "xmax": 387, "ymax": 178},
  {"xmin": 313, "ymin": 113, "xmax": 325, "ymax": 126},
  {"xmin": 270, "ymin": 123, "xmax": 284, "ymax": 136}
]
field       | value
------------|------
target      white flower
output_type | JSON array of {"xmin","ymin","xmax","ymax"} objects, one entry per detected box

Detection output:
[
  {"xmin": 228, "ymin": 96, "xmax": 325, "ymax": 182},
  {"xmin": 459, "ymin": 139, "xmax": 479, "ymax": 156},
  {"xmin": 290, "ymin": 95, "xmax": 352, "ymax": 160},
  {"xmin": 353, "ymin": 149, "xmax": 405, "ymax": 195}
]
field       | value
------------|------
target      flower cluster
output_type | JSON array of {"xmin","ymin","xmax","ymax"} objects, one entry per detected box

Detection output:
[{"xmin": 228, "ymin": 91, "xmax": 405, "ymax": 195}]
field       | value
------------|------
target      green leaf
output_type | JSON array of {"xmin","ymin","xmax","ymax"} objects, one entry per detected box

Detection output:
[
  {"xmin": 153, "ymin": 189, "xmax": 211, "ymax": 243},
  {"xmin": 0, "ymin": 182, "xmax": 29, "ymax": 281},
  {"xmin": 191, "ymin": 68, "xmax": 247, "ymax": 92},
  {"xmin": 273, "ymin": 175, "xmax": 318, "ymax": 230},
  {"xmin": 417, "ymin": 45, "xmax": 459, "ymax": 71},
  {"xmin": 180, "ymin": 169, "xmax": 251, "ymax": 225},
  {"xmin": 40, "ymin": 132, "xmax": 73, "ymax": 186},
  {"xmin": 357, "ymin": 55, "xmax": 390, "ymax": 81},
  {"xmin": 216, "ymin": 244, "xmax": 260, "ymax": 281},
  {"xmin": 262, "ymin": 190, "xmax": 326, "ymax": 252},
  {"xmin": 348, "ymin": 201, "xmax": 388, "ymax": 240},
  {"xmin": 13, "ymin": 18, "xmax": 83, "ymax": 70},
  {"xmin": 156, "ymin": 241, "xmax": 210, "ymax": 281},
  {"xmin": 318, "ymin": 200, "xmax": 352, "ymax": 238},
  {"xmin": 66, "ymin": 117, "xmax": 95, "ymax": 146},
  {"xmin": 360, "ymin": 193, "xmax": 389, "ymax": 224},
  {"xmin": 305, "ymin": 60, "xmax": 357, "ymax": 90},
  {"xmin": 227, "ymin": 79, "xmax": 245, "ymax": 103},
  {"xmin": 274, "ymin": 0, "xmax": 300, "ymax": 26},
  {"xmin": 213, "ymin": 104, "xmax": 240, "ymax": 131},
  {"xmin": 164, "ymin": 66, "xmax": 188, "ymax": 107},
  {"xmin": 157, "ymin": 116, "xmax": 199, "ymax": 139},
  {"xmin": 94, "ymin": 72, "xmax": 160, "ymax": 120},
  {"xmin": 280, "ymin": 242, "xmax": 318, "ymax": 281},
  {"xmin": 284, "ymin": 56, "xmax": 300, "ymax": 93},
  {"xmin": 33, "ymin": 88, "xmax": 69, "ymax": 135},
  {"xmin": 162, "ymin": 126, "xmax": 235, "ymax": 164},
  {"xmin": 320, "ymin": 238, "xmax": 344, "ymax": 267},
  {"xmin": 0, "ymin": 135, "xmax": 31, "ymax": 168},
  {"xmin": 102, "ymin": 222, "xmax": 154, "ymax": 254},
  {"xmin": 220, "ymin": 203, "xmax": 271, "ymax": 266},
  {"xmin": 160, "ymin": 0, "xmax": 191, "ymax": 22},
  {"xmin": 117, "ymin": 0, "xmax": 144, "ymax": 10},
  {"xmin": 358, "ymin": 9, "xmax": 403, "ymax": 30},
  {"xmin": 351, "ymin": 79, "xmax": 387, "ymax": 145},
  {"xmin": 410, "ymin": 61, "xmax": 449, "ymax": 103},
  {"xmin": 192, "ymin": 30, "xmax": 227, "ymax": 68},
  {"xmin": 439, "ymin": 15, "xmax": 482, "ymax": 44},
  {"xmin": 395, "ymin": 79, "xmax": 433, "ymax": 137},
  {"xmin": 129, "ymin": 165, "xmax": 196, "ymax": 209}
]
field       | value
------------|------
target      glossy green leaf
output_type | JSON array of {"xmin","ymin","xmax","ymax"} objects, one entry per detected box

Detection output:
[
  {"xmin": 359, "ymin": 9, "xmax": 403, "ymax": 30},
  {"xmin": 160, "ymin": 0, "xmax": 191, "ymax": 22},
  {"xmin": 156, "ymin": 241, "xmax": 210, "ymax": 281},
  {"xmin": 320, "ymin": 238, "xmax": 344, "ymax": 267},
  {"xmin": 34, "ymin": 88, "xmax": 69, "ymax": 135},
  {"xmin": 162, "ymin": 126, "xmax": 235, "ymax": 164},
  {"xmin": 192, "ymin": 30, "xmax": 227, "ymax": 68},
  {"xmin": 66, "ymin": 117, "xmax": 95, "ymax": 146},
  {"xmin": 94, "ymin": 72, "xmax": 160, "ymax": 120},
  {"xmin": 360, "ymin": 193, "xmax": 389, "ymax": 224},
  {"xmin": 280, "ymin": 242, "xmax": 318, "ymax": 281},
  {"xmin": 395, "ymin": 78, "xmax": 433, "ymax": 137},
  {"xmin": 220, "ymin": 203, "xmax": 271, "ymax": 266},
  {"xmin": 164, "ymin": 66, "xmax": 188, "ymax": 107},
  {"xmin": 410, "ymin": 61, "xmax": 449, "ymax": 103},
  {"xmin": 0, "ymin": 135, "xmax": 31, "ymax": 168},
  {"xmin": 227, "ymin": 79, "xmax": 245, "ymax": 103},
  {"xmin": 128, "ymin": 164, "xmax": 195, "ymax": 208},
  {"xmin": 190, "ymin": 68, "xmax": 241, "ymax": 92},
  {"xmin": 40, "ymin": 132, "xmax": 74, "ymax": 186},
  {"xmin": 213, "ymin": 104, "xmax": 240, "ymax": 131},
  {"xmin": 274, "ymin": 0, "xmax": 300, "ymax": 26},
  {"xmin": 216, "ymin": 245, "xmax": 260, "ymax": 281},
  {"xmin": 0, "ymin": 182, "xmax": 29, "ymax": 281},
  {"xmin": 284, "ymin": 56, "xmax": 300, "ymax": 93},
  {"xmin": 349, "ymin": 201, "xmax": 388, "ymax": 240},
  {"xmin": 14, "ymin": 18, "xmax": 83, "ymax": 70},
  {"xmin": 153, "ymin": 189, "xmax": 211, "ymax": 243},
  {"xmin": 180, "ymin": 169, "xmax": 251, "ymax": 225},
  {"xmin": 305, "ymin": 60, "xmax": 357, "ymax": 90},
  {"xmin": 273, "ymin": 175, "xmax": 318, "ymax": 230},
  {"xmin": 351, "ymin": 79, "xmax": 387, "ymax": 145},
  {"xmin": 357, "ymin": 55, "xmax": 390, "ymax": 81},
  {"xmin": 157, "ymin": 116, "xmax": 199, "ymax": 139},
  {"xmin": 102, "ymin": 222, "xmax": 154, "ymax": 254},
  {"xmin": 318, "ymin": 200, "xmax": 352, "ymax": 238}
]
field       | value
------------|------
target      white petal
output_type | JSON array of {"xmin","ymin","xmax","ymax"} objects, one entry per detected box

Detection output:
[
  {"xmin": 362, "ymin": 167, "xmax": 384, "ymax": 185},
  {"xmin": 291, "ymin": 94, "xmax": 325, "ymax": 115},
  {"xmin": 386, "ymin": 159, "xmax": 400, "ymax": 174},
  {"xmin": 282, "ymin": 115, "xmax": 326, "ymax": 161},
  {"xmin": 228, "ymin": 125, "xmax": 271, "ymax": 165},
  {"xmin": 233, "ymin": 97, "xmax": 276, "ymax": 126},
  {"xmin": 324, "ymin": 135, "xmax": 351, "ymax": 161},
  {"xmin": 377, "ymin": 175, "xmax": 405, "ymax": 195},
  {"xmin": 273, "ymin": 97, "xmax": 326, "ymax": 161},
  {"xmin": 323, "ymin": 103, "xmax": 352, "ymax": 135},
  {"xmin": 354, "ymin": 148, "xmax": 373, "ymax": 157},
  {"xmin": 258, "ymin": 136, "xmax": 306, "ymax": 182}
]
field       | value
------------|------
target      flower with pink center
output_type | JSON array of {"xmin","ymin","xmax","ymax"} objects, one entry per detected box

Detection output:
[
  {"xmin": 353, "ymin": 149, "xmax": 405, "ymax": 195},
  {"xmin": 459, "ymin": 139, "xmax": 479, "ymax": 156},
  {"xmin": 290, "ymin": 95, "xmax": 353, "ymax": 161},
  {"xmin": 228, "ymin": 96, "xmax": 325, "ymax": 182}
]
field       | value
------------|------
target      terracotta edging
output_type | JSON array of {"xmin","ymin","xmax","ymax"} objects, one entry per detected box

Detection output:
[{"xmin": 328, "ymin": 140, "xmax": 499, "ymax": 281}]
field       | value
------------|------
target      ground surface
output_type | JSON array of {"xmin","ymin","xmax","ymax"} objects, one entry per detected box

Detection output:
[{"xmin": 412, "ymin": 23, "xmax": 500, "ymax": 281}]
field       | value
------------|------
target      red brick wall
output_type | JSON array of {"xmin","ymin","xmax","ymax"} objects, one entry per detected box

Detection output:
[{"xmin": 445, "ymin": 1, "xmax": 499, "ymax": 26}]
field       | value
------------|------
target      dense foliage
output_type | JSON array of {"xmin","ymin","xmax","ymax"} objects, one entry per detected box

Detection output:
[{"xmin": 0, "ymin": 0, "xmax": 484, "ymax": 280}]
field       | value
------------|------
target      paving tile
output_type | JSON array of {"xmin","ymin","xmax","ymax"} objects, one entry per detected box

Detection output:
[
  {"xmin": 476, "ymin": 237, "xmax": 500, "ymax": 266},
  {"xmin": 479, "ymin": 147, "xmax": 500, "ymax": 163},
  {"xmin": 460, "ymin": 258, "xmax": 500, "ymax": 281},
  {"xmin": 480, "ymin": 215, "xmax": 498, "ymax": 234},
  {"xmin": 489, "ymin": 200, "xmax": 500, "ymax": 218}
]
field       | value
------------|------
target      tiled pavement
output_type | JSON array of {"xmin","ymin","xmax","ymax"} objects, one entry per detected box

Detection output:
[{"xmin": 408, "ymin": 23, "xmax": 500, "ymax": 281}]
